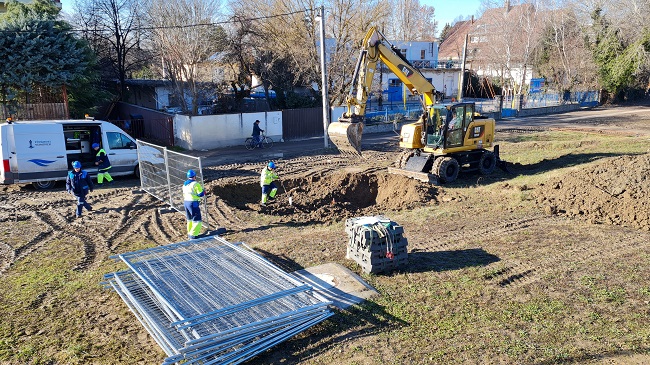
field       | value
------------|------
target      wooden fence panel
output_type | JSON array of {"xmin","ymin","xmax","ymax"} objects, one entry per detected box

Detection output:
[{"xmin": 15, "ymin": 103, "xmax": 66, "ymax": 120}]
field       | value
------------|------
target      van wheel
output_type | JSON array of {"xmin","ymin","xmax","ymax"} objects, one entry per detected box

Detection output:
[{"xmin": 32, "ymin": 180, "xmax": 56, "ymax": 190}]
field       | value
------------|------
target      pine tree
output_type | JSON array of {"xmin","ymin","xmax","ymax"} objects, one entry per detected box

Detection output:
[{"xmin": 0, "ymin": 0, "xmax": 94, "ymax": 118}]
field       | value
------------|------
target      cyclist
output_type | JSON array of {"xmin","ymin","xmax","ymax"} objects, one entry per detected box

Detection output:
[{"xmin": 252, "ymin": 120, "xmax": 264, "ymax": 148}]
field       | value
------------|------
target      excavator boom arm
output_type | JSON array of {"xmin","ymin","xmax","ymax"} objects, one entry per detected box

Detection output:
[{"xmin": 329, "ymin": 26, "xmax": 437, "ymax": 155}]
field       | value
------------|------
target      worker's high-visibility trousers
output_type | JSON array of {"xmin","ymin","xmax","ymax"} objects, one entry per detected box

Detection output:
[
  {"xmin": 97, "ymin": 168, "xmax": 113, "ymax": 184},
  {"xmin": 261, "ymin": 182, "xmax": 277, "ymax": 203},
  {"xmin": 184, "ymin": 200, "xmax": 202, "ymax": 238}
]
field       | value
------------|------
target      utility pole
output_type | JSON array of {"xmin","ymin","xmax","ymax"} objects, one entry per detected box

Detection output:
[
  {"xmin": 458, "ymin": 33, "xmax": 468, "ymax": 102},
  {"xmin": 318, "ymin": 6, "xmax": 329, "ymax": 148}
]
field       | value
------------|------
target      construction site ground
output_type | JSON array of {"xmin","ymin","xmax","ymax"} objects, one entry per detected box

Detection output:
[{"xmin": 1, "ymin": 101, "xmax": 650, "ymax": 364}]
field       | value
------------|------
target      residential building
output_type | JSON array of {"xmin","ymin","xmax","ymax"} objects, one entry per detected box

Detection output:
[
  {"xmin": 438, "ymin": 1, "xmax": 537, "ymax": 96},
  {"xmin": 380, "ymin": 39, "xmax": 460, "ymax": 102}
]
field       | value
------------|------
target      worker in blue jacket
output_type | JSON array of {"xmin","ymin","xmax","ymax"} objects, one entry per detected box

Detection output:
[
  {"xmin": 183, "ymin": 169, "xmax": 205, "ymax": 239},
  {"xmin": 92, "ymin": 143, "xmax": 114, "ymax": 185},
  {"xmin": 66, "ymin": 161, "xmax": 94, "ymax": 218}
]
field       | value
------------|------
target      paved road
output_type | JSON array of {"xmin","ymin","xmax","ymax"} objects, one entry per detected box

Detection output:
[
  {"xmin": 499, "ymin": 102, "xmax": 650, "ymax": 129},
  {"xmin": 186, "ymin": 132, "xmax": 398, "ymax": 167},
  {"xmin": 187, "ymin": 102, "xmax": 650, "ymax": 167}
]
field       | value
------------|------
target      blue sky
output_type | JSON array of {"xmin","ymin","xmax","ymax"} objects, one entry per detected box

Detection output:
[
  {"xmin": 421, "ymin": 0, "xmax": 482, "ymax": 35},
  {"xmin": 61, "ymin": 0, "xmax": 481, "ymax": 37}
]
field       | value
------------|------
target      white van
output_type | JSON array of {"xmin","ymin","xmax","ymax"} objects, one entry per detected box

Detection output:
[{"xmin": 0, "ymin": 119, "xmax": 140, "ymax": 189}]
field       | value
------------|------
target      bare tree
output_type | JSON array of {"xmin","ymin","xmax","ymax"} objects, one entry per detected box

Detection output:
[
  {"xmin": 145, "ymin": 0, "xmax": 223, "ymax": 114},
  {"xmin": 384, "ymin": 0, "xmax": 437, "ymax": 41},
  {"xmin": 471, "ymin": 1, "xmax": 543, "ymax": 96},
  {"xmin": 532, "ymin": 1, "xmax": 597, "ymax": 91},
  {"xmin": 514, "ymin": 2, "xmax": 543, "ymax": 95},
  {"xmin": 229, "ymin": 0, "xmax": 390, "ymax": 107},
  {"xmin": 71, "ymin": 0, "xmax": 149, "ymax": 100},
  {"xmin": 326, "ymin": 0, "xmax": 391, "ymax": 105}
]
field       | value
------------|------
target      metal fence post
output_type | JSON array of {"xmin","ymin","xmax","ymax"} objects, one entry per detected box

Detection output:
[{"xmin": 164, "ymin": 148, "xmax": 173, "ymax": 208}]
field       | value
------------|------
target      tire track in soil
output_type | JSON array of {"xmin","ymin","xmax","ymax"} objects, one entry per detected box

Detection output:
[
  {"xmin": 211, "ymin": 197, "xmax": 247, "ymax": 231},
  {"xmin": 54, "ymin": 211, "xmax": 102, "ymax": 271},
  {"xmin": 0, "ymin": 242, "xmax": 14, "ymax": 274},
  {"xmin": 147, "ymin": 209, "xmax": 173, "ymax": 243},
  {"xmin": 497, "ymin": 127, "xmax": 549, "ymax": 134},
  {"xmin": 139, "ymin": 219, "xmax": 155, "ymax": 244},
  {"xmin": 412, "ymin": 214, "xmax": 548, "ymax": 253},
  {"xmin": 478, "ymin": 215, "xmax": 565, "ymax": 288},
  {"xmin": 204, "ymin": 153, "xmax": 383, "ymax": 186},
  {"xmin": 34, "ymin": 211, "xmax": 99, "ymax": 272},
  {"xmin": 159, "ymin": 209, "xmax": 185, "ymax": 241},
  {"xmin": 11, "ymin": 212, "xmax": 56, "ymax": 265},
  {"xmin": 104, "ymin": 193, "xmax": 154, "ymax": 253},
  {"xmin": 408, "ymin": 214, "xmax": 549, "ymax": 288},
  {"xmin": 487, "ymin": 223, "xmax": 650, "ymax": 289}
]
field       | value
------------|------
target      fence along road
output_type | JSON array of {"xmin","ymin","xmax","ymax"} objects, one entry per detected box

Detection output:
[{"xmin": 137, "ymin": 140, "xmax": 209, "ymax": 229}]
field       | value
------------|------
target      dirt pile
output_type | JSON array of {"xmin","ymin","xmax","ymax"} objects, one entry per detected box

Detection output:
[
  {"xmin": 535, "ymin": 153, "xmax": 650, "ymax": 230},
  {"xmin": 213, "ymin": 171, "xmax": 438, "ymax": 222}
]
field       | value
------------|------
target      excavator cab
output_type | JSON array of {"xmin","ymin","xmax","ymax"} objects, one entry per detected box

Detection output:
[{"xmin": 419, "ymin": 104, "xmax": 478, "ymax": 149}]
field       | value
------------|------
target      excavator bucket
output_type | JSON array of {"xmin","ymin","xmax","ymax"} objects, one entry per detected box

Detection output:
[{"xmin": 328, "ymin": 120, "xmax": 364, "ymax": 155}]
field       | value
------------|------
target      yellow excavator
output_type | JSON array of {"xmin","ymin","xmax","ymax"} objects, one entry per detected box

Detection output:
[{"xmin": 327, "ymin": 26, "xmax": 506, "ymax": 183}]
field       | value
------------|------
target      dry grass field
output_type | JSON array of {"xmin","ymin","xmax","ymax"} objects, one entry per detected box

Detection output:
[{"xmin": 1, "ymin": 109, "xmax": 650, "ymax": 365}]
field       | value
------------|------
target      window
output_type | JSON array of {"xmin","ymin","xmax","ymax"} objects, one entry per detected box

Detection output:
[
  {"xmin": 388, "ymin": 79, "xmax": 402, "ymax": 87},
  {"xmin": 420, "ymin": 50, "xmax": 426, "ymax": 59},
  {"xmin": 464, "ymin": 104, "xmax": 474, "ymax": 124},
  {"xmin": 446, "ymin": 106, "xmax": 465, "ymax": 147},
  {"xmin": 107, "ymin": 132, "xmax": 135, "ymax": 150}
]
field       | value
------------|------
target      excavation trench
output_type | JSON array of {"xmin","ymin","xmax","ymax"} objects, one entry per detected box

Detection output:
[{"xmin": 211, "ymin": 171, "xmax": 439, "ymax": 222}]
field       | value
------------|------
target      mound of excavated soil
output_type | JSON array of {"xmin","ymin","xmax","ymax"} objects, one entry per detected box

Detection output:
[
  {"xmin": 535, "ymin": 153, "xmax": 650, "ymax": 230},
  {"xmin": 213, "ymin": 171, "xmax": 439, "ymax": 222}
]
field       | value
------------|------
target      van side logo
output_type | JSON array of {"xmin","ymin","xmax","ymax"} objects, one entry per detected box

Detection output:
[
  {"xmin": 28, "ymin": 159, "xmax": 56, "ymax": 167},
  {"xmin": 29, "ymin": 140, "xmax": 34, "ymax": 148}
]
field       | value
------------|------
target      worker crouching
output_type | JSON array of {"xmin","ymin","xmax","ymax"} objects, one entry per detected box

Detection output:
[
  {"xmin": 183, "ymin": 169, "xmax": 205, "ymax": 239},
  {"xmin": 260, "ymin": 161, "xmax": 279, "ymax": 206}
]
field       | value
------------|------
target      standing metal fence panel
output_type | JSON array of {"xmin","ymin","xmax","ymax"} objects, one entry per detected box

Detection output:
[{"xmin": 137, "ymin": 140, "xmax": 208, "ymax": 229}]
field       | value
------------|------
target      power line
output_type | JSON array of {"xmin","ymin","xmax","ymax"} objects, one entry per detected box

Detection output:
[{"xmin": 0, "ymin": 8, "xmax": 314, "ymax": 34}]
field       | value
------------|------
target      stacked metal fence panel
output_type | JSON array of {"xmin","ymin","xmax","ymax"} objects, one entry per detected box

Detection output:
[
  {"xmin": 104, "ymin": 237, "xmax": 333, "ymax": 365},
  {"xmin": 345, "ymin": 216, "xmax": 409, "ymax": 274},
  {"xmin": 137, "ymin": 140, "xmax": 208, "ymax": 228}
]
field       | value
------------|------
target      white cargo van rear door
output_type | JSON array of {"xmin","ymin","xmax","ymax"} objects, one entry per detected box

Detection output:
[{"xmin": 10, "ymin": 124, "xmax": 68, "ymax": 182}]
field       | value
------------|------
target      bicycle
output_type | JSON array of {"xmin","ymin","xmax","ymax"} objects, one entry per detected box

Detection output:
[{"xmin": 245, "ymin": 134, "xmax": 274, "ymax": 150}]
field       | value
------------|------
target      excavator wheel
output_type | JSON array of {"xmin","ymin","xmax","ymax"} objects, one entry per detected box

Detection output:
[
  {"xmin": 433, "ymin": 156, "xmax": 459, "ymax": 183},
  {"xmin": 328, "ymin": 121, "xmax": 364, "ymax": 155},
  {"xmin": 396, "ymin": 150, "xmax": 414, "ymax": 169},
  {"xmin": 478, "ymin": 151, "xmax": 497, "ymax": 175}
]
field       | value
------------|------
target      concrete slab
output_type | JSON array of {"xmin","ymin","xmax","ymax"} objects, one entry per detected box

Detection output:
[{"xmin": 291, "ymin": 262, "xmax": 379, "ymax": 310}]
